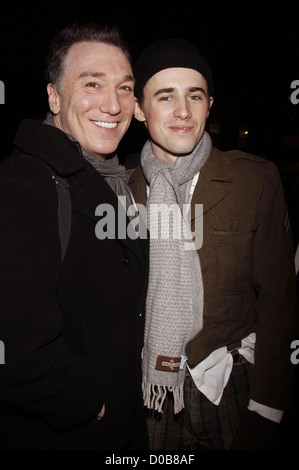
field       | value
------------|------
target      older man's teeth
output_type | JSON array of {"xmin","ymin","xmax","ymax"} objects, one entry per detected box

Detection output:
[{"xmin": 93, "ymin": 121, "xmax": 117, "ymax": 129}]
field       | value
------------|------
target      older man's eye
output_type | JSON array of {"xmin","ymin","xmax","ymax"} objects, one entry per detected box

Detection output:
[
  {"xmin": 119, "ymin": 85, "xmax": 133, "ymax": 92},
  {"xmin": 86, "ymin": 82, "xmax": 99, "ymax": 88}
]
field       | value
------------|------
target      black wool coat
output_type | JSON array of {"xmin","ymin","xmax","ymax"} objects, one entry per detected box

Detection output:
[{"xmin": 0, "ymin": 119, "xmax": 149, "ymax": 450}]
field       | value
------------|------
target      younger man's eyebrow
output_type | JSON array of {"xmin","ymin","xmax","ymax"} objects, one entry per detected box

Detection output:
[
  {"xmin": 189, "ymin": 87, "xmax": 207, "ymax": 96},
  {"xmin": 154, "ymin": 87, "xmax": 175, "ymax": 97},
  {"xmin": 153, "ymin": 86, "xmax": 207, "ymax": 97}
]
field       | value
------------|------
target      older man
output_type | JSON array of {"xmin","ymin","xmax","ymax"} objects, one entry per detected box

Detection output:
[
  {"xmin": 128, "ymin": 38, "xmax": 298, "ymax": 450},
  {"xmin": 0, "ymin": 23, "xmax": 148, "ymax": 450}
]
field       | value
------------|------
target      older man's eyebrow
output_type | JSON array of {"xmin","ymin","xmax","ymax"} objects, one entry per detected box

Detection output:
[
  {"xmin": 120, "ymin": 74, "xmax": 135, "ymax": 83},
  {"xmin": 118, "ymin": 74, "xmax": 135, "ymax": 88},
  {"xmin": 78, "ymin": 72, "xmax": 135, "ymax": 85},
  {"xmin": 79, "ymin": 71, "xmax": 105, "ymax": 79}
]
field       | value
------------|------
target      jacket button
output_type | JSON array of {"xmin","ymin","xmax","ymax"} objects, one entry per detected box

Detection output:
[{"xmin": 122, "ymin": 256, "xmax": 129, "ymax": 267}]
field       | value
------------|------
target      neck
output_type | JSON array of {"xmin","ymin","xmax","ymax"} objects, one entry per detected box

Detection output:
[
  {"xmin": 150, "ymin": 140, "xmax": 199, "ymax": 165},
  {"xmin": 151, "ymin": 144, "xmax": 178, "ymax": 164}
]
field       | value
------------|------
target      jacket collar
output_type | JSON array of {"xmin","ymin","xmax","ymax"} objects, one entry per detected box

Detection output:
[
  {"xmin": 13, "ymin": 119, "xmax": 87, "ymax": 177},
  {"xmin": 128, "ymin": 146, "xmax": 232, "ymax": 215},
  {"xmin": 191, "ymin": 147, "xmax": 232, "ymax": 215}
]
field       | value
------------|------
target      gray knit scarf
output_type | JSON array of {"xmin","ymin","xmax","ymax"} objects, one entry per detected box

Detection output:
[
  {"xmin": 43, "ymin": 113, "xmax": 133, "ymax": 210},
  {"xmin": 141, "ymin": 132, "xmax": 212, "ymax": 414}
]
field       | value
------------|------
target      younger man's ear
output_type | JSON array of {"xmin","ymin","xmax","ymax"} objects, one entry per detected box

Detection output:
[{"xmin": 134, "ymin": 101, "xmax": 146, "ymax": 122}]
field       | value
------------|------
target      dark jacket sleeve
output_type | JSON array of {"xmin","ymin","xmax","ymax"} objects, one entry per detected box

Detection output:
[
  {"xmin": 251, "ymin": 161, "xmax": 298, "ymax": 410},
  {"xmin": 0, "ymin": 155, "xmax": 105, "ymax": 430}
]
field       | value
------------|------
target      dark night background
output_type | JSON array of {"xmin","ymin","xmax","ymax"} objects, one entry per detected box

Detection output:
[
  {"xmin": 1, "ymin": 4, "xmax": 299, "ymax": 450},
  {"xmin": 1, "ymin": 8, "xmax": 299, "ymax": 220}
]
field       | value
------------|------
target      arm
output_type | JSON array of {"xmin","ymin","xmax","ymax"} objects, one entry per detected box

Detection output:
[
  {"xmin": 0, "ymin": 156, "xmax": 105, "ymax": 430},
  {"xmin": 231, "ymin": 161, "xmax": 298, "ymax": 449},
  {"xmin": 251, "ymin": 161, "xmax": 298, "ymax": 410}
]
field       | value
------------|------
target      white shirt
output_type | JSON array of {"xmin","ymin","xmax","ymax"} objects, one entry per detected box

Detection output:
[{"xmin": 187, "ymin": 332, "xmax": 283, "ymax": 423}]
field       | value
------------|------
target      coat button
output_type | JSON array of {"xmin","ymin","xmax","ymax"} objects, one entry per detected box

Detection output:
[{"xmin": 122, "ymin": 255, "xmax": 129, "ymax": 267}]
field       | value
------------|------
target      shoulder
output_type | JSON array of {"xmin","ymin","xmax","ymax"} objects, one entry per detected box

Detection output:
[
  {"xmin": 0, "ymin": 148, "xmax": 59, "ymax": 213},
  {"xmin": 126, "ymin": 164, "xmax": 145, "ymax": 185},
  {"xmin": 207, "ymin": 146, "xmax": 279, "ymax": 181},
  {"xmin": 126, "ymin": 165, "xmax": 147, "ymax": 206},
  {"xmin": 10, "ymin": 119, "xmax": 86, "ymax": 177},
  {"xmin": 210, "ymin": 146, "xmax": 274, "ymax": 166}
]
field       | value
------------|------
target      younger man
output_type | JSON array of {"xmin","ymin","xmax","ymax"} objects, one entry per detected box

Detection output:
[{"xmin": 128, "ymin": 38, "xmax": 298, "ymax": 450}]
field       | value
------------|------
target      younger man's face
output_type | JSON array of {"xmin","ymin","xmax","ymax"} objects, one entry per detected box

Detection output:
[{"xmin": 135, "ymin": 67, "xmax": 213, "ymax": 164}]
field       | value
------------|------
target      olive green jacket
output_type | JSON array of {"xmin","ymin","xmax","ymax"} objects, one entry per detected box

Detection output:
[{"xmin": 128, "ymin": 146, "xmax": 298, "ymax": 411}]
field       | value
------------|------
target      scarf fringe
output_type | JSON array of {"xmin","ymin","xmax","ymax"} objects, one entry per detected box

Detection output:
[{"xmin": 142, "ymin": 375, "xmax": 184, "ymax": 414}]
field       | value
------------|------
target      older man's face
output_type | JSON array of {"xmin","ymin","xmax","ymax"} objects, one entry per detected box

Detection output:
[{"xmin": 47, "ymin": 41, "xmax": 135, "ymax": 160}]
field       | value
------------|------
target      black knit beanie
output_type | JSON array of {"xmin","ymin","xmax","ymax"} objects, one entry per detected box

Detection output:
[{"xmin": 134, "ymin": 38, "xmax": 214, "ymax": 100}]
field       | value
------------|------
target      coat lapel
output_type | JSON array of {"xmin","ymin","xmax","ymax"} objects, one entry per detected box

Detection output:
[
  {"xmin": 190, "ymin": 147, "xmax": 231, "ymax": 220},
  {"xmin": 71, "ymin": 165, "xmax": 146, "ymax": 258}
]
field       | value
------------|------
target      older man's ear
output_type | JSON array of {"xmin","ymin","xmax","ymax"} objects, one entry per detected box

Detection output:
[
  {"xmin": 47, "ymin": 83, "xmax": 61, "ymax": 115},
  {"xmin": 134, "ymin": 101, "xmax": 146, "ymax": 123}
]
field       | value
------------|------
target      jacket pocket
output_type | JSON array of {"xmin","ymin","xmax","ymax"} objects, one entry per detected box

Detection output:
[{"xmin": 212, "ymin": 217, "xmax": 258, "ymax": 293}]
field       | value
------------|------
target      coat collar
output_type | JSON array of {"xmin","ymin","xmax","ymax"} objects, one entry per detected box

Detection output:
[
  {"xmin": 13, "ymin": 119, "xmax": 147, "ymax": 258},
  {"xmin": 13, "ymin": 119, "xmax": 87, "ymax": 177}
]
